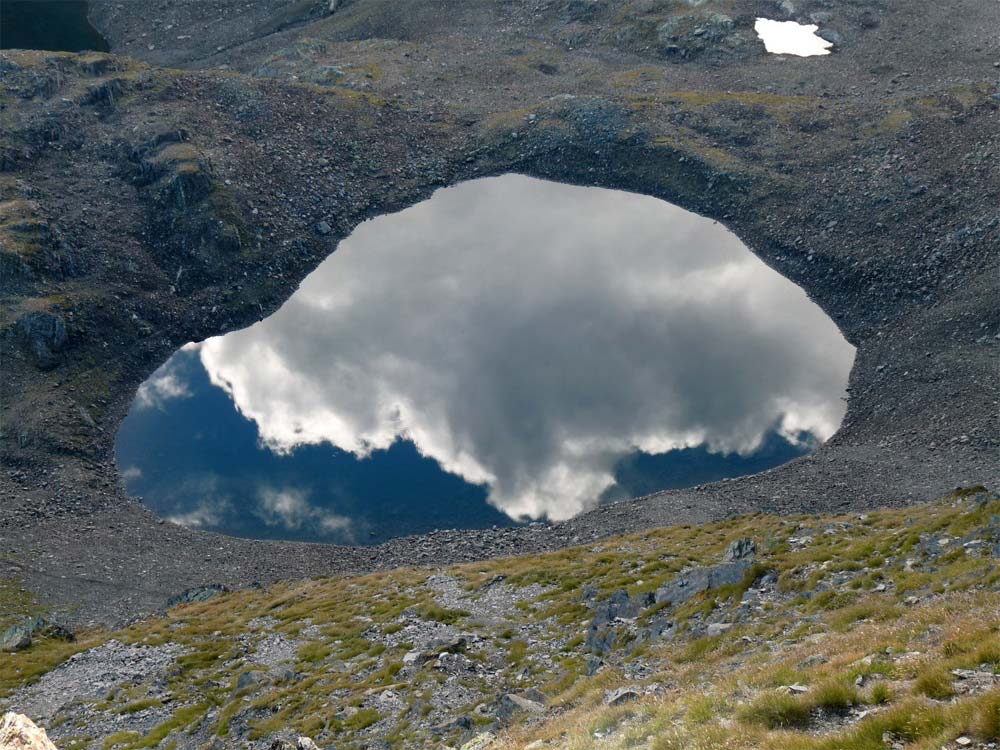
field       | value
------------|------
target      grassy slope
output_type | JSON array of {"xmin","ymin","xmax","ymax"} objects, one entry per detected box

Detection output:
[{"xmin": 2, "ymin": 488, "xmax": 998, "ymax": 750}]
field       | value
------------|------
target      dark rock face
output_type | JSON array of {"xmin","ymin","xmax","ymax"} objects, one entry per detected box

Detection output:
[
  {"xmin": 0, "ymin": 623, "xmax": 33, "ymax": 652},
  {"xmin": 165, "ymin": 584, "xmax": 228, "ymax": 609},
  {"xmin": 587, "ymin": 539, "xmax": 762, "ymax": 654},
  {"xmin": 497, "ymin": 692, "xmax": 546, "ymax": 719},
  {"xmin": 722, "ymin": 537, "xmax": 757, "ymax": 563},
  {"xmin": 0, "ymin": 616, "xmax": 74, "ymax": 652},
  {"xmin": 722, "ymin": 538, "xmax": 757, "ymax": 563},
  {"xmin": 235, "ymin": 669, "xmax": 268, "ymax": 691},
  {"xmin": 586, "ymin": 588, "xmax": 656, "ymax": 655},
  {"xmin": 654, "ymin": 560, "xmax": 753, "ymax": 607},
  {"xmin": 15, "ymin": 312, "xmax": 67, "ymax": 370}
]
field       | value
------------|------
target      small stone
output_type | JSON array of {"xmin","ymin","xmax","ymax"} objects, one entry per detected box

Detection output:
[
  {"xmin": 297, "ymin": 737, "xmax": 321, "ymax": 750},
  {"xmin": 956, "ymin": 737, "xmax": 972, "ymax": 747},
  {"xmin": 315, "ymin": 220, "xmax": 332, "ymax": 235},
  {"xmin": 500, "ymin": 693, "xmax": 546, "ymax": 716},
  {"xmin": 706, "ymin": 623, "xmax": 733, "ymax": 636},
  {"xmin": 604, "ymin": 686, "xmax": 640, "ymax": 706},
  {"xmin": 799, "ymin": 654, "xmax": 827, "ymax": 668},
  {"xmin": 459, "ymin": 732, "xmax": 495, "ymax": 750}
]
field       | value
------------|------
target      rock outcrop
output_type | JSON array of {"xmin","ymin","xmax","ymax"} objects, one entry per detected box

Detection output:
[
  {"xmin": 0, "ymin": 713, "xmax": 57, "ymax": 750},
  {"xmin": 14, "ymin": 312, "xmax": 67, "ymax": 371},
  {"xmin": 0, "ymin": 617, "xmax": 74, "ymax": 653}
]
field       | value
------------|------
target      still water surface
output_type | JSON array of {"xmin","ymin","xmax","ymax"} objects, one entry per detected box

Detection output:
[
  {"xmin": 117, "ymin": 176, "xmax": 854, "ymax": 544},
  {"xmin": 0, "ymin": 1, "xmax": 109, "ymax": 53}
]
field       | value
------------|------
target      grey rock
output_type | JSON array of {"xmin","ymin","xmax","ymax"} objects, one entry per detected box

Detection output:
[
  {"xmin": 521, "ymin": 688, "xmax": 548, "ymax": 705},
  {"xmin": 585, "ymin": 655, "xmax": 604, "ymax": 676},
  {"xmin": 166, "ymin": 584, "xmax": 227, "ymax": 608},
  {"xmin": 315, "ymin": 220, "xmax": 332, "ymax": 235},
  {"xmin": 460, "ymin": 734, "xmax": 495, "ymax": 750},
  {"xmin": 799, "ymin": 653, "xmax": 828, "ymax": 668},
  {"xmin": 604, "ymin": 686, "xmax": 640, "ymax": 706},
  {"xmin": 270, "ymin": 666, "xmax": 299, "ymax": 683},
  {"xmin": 403, "ymin": 649, "xmax": 430, "ymax": 667},
  {"xmin": 15, "ymin": 312, "xmax": 67, "ymax": 370},
  {"xmin": 498, "ymin": 693, "xmax": 546, "ymax": 718},
  {"xmin": 654, "ymin": 560, "xmax": 752, "ymax": 607},
  {"xmin": 586, "ymin": 588, "xmax": 655, "ymax": 655},
  {"xmin": 235, "ymin": 669, "xmax": 268, "ymax": 691},
  {"xmin": 0, "ymin": 617, "xmax": 73, "ymax": 653},
  {"xmin": 0, "ymin": 623, "xmax": 33, "ymax": 652},
  {"xmin": 817, "ymin": 28, "xmax": 844, "ymax": 46},
  {"xmin": 722, "ymin": 537, "xmax": 756, "ymax": 563},
  {"xmin": 706, "ymin": 622, "xmax": 733, "ymax": 636}
]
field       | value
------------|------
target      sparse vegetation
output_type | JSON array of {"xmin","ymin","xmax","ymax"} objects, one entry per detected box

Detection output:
[{"xmin": 3, "ymin": 491, "xmax": 997, "ymax": 750}]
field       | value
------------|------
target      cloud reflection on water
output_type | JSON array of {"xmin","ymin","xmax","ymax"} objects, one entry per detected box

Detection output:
[{"xmin": 196, "ymin": 175, "xmax": 854, "ymax": 521}]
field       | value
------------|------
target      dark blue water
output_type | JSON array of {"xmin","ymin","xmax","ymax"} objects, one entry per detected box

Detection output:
[
  {"xmin": 117, "ymin": 176, "xmax": 854, "ymax": 545},
  {"xmin": 116, "ymin": 349, "xmax": 513, "ymax": 544},
  {"xmin": 117, "ymin": 348, "xmax": 814, "ymax": 545},
  {"xmin": 1, "ymin": 2, "xmax": 109, "ymax": 53}
]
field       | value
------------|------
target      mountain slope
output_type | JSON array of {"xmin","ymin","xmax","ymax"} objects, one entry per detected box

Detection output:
[{"xmin": 3, "ymin": 488, "xmax": 998, "ymax": 749}]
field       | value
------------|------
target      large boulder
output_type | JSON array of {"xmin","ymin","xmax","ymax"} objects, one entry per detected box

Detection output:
[
  {"xmin": 654, "ymin": 560, "xmax": 752, "ymax": 606},
  {"xmin": 722, "ymin": 537, "xmax": 757, "ymax": 563},
  {"xmin": 15, "ymin": 312, "xmax": 67, "ymax": 370},
  {"xmin": 0, "ymin": 617, "xmax": 74, "ymax": 652},
  {"xmin": 497, "ymin": 693, "xmax": 546, "ymax": 719},
  {"xmin": 585, "ymin": 588, "xmax": 655, "ymax": 655},
  {"xmin": 0, "ymin": 623, "xmax": 32, "ymax": 652},
  {"xmin": 655, "ymin": 539, "xmax": 758, "ymax": 606},
  {"xmin": 0, "ymin": 713, "xmax": 58, "ymax": 750}
]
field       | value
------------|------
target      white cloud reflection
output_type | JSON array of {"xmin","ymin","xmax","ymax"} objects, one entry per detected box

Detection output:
[
  {"xmin": 255, "ymin": 487, "xmax": 353, "ymax": 534},
  {"xmin": 199, "ymin": 175, "xmax": 854, "ymax": 521},
  {"xmin": 135, "ymin": 371, "xmax": 191, "ymax": 409}
]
